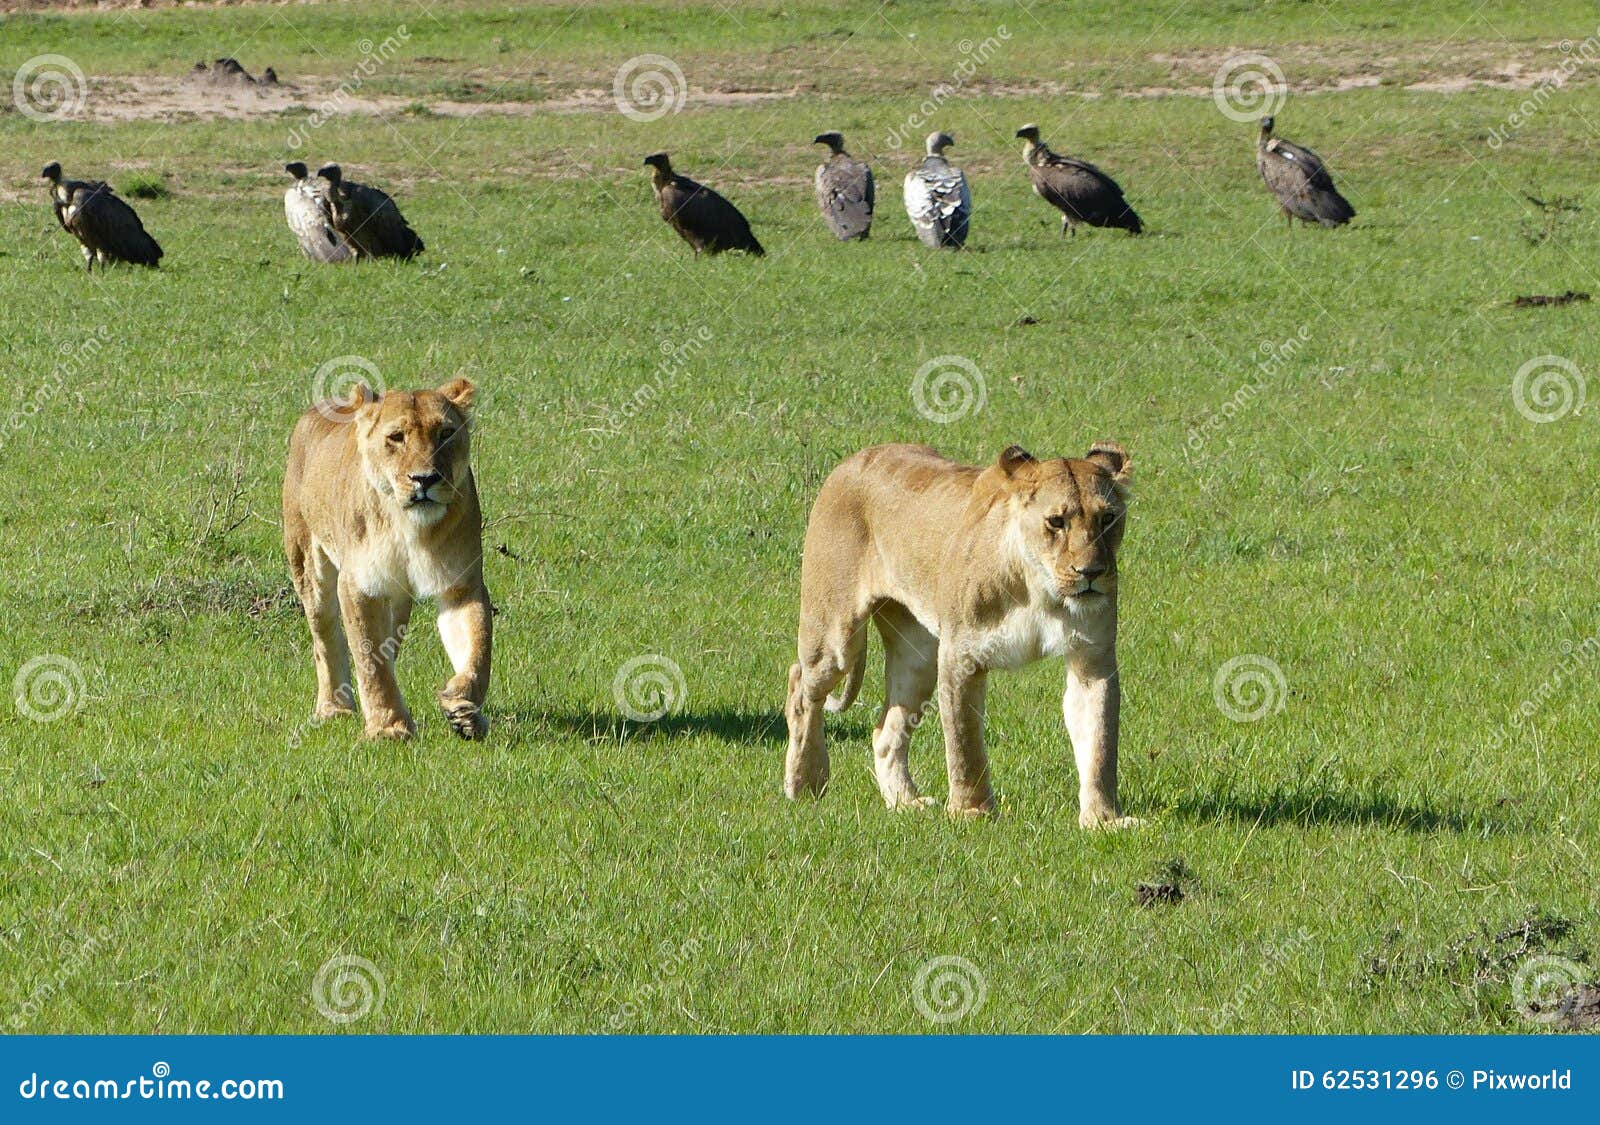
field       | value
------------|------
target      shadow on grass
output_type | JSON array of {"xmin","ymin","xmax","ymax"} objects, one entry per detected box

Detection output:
[
  {"xmin": 531, "ymin": 707, "xmax": 869, "ymax": 746},
  {"xmin": 1169, "ymin": 785, "xmax": 1519, "ymax": 834}
]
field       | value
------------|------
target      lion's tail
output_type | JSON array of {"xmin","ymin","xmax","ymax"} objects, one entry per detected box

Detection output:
[{"xmin": 824, "ymin": 632, "xmax": 867, "ymax": 713}]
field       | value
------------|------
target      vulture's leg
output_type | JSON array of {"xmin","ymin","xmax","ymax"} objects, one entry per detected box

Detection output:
[
  {"xmin": 1061, "ymin": 215, "xmax": 1071, "ymax": 238},
  {"xmin": 81, "ymin": 246, "xmax": 94, "ymax": 272}
]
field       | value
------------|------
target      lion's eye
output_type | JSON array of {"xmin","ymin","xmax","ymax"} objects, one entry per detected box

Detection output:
[
  {"xmin": 1044, "ymin": 514, "xmax": 1066, "ymax": 532},
  {"xmin": 386, "ymin": 430, "xmax": 405, "ymax": 444}
]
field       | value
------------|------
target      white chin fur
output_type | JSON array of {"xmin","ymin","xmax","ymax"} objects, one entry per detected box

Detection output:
[{"xmin": 405, "ymin": 503, "xmax": 447, "ymax": 527}]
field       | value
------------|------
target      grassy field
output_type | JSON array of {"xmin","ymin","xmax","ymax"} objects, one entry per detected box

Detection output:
[{"xmin": 2, "ymin": 0, "xmax": 1599, "ymax": 1034}]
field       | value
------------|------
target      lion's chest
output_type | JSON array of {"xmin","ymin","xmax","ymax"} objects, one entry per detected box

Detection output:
[
  {"xmin": 970, "ymin": 606, "xmax": 1076, "ymax": 671},
  {"xmin": 326, "ymin": 533, "xmax": 456, "ymax": 600}
]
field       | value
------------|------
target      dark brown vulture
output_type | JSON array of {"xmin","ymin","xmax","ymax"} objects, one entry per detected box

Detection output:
[
  {"xmin": 902, "ymin": 131, "xmax": 970, "ymax": 249},
  {"xmin": 315, "ymin": 164, "xmax": 425, "ymax": 260},
  {"xmin": 812, "ymin": 131, "xmax": 873, "ymax": 241},
  {"xmin": 283, "ymin": 162, "xmax": 353, "ymax": 263},
  {"xmin": 1256, "ymin": 116, "xmax": 1355, "ymax": 228},
  {"xmin": 1014, "ymin": 124, "xmax": 1142, "ymax": 236},
  {"xmin": 643, "ymin": 152, "xmax": 764, "ymax": 258},
  {"xmin": 41, "ymin": 162, "xmax": 163, "ymax": 270}
]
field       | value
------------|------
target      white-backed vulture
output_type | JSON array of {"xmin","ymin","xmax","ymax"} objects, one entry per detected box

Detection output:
[
  {"xmin": 902, "ymin": 131, "xmax": 970, "ymax": 249},
  {"xmin": 41, "ymin": 162, "xmax": 163, "ymax": 270},
  {"xmin": 812, "ymin": 131, "xmax": 873, "ymax": 241},
  {"xmin": 315, "ymin": 164, "xmax": 425, "ymax": 260},
  {"xmin": 643, "ymin": 152, "xmax": 765, "ymax": 258},
  {"xmin": 1015, "ymin": 124, "xmax": 1142, "ymax": 236},
  {"xmin": 283, "ymin": 162, "xmax": 353, "ymax": 263},
  {"xmin": 1256, "ymin": 116, "xmax": 1355, "ymax": 228}
]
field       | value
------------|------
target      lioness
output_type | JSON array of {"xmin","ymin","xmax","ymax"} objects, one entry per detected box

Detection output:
[
  {"xmin": 282, "ymin": 378, "xmax": 492, "ymax": 740},
  {"xmin": 784, "ymin": 443, "xmax": 1134, "ymax": 826}
]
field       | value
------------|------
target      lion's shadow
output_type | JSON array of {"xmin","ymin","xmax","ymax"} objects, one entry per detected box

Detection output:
[
  {"xmin": 1165, "ymin": 786, "xmax": 1518, "ymax": 834},
  {"xmin": 533, "ymin": 706, "xmax": 876, "ymax": 746}
]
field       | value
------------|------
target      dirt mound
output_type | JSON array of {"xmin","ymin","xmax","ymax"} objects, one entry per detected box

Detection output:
[{"xmin": 186, "ymin": 58, "xmax": 280, "ymax": 88}]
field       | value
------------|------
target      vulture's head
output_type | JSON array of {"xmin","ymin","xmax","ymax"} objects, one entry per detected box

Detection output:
[
  {"xmin": 1259, "ymin": 115, "xmax": 1275, "ymax": 135},
  {"xmin": 315, "ymin": 163, "xmax": 342, "ymax": 188},
  {"xmin": 642, "ymin": 151, "xmax": 673, "ymax": 172},
  {"xmin": 812, "ymin": 131, "xmax": 845, "ymax": 154},
  {"xmin": 284, "ymin": 161, "xmax": 309, "ymax": 181},
  {"xmin": 925, "ymin": 131, "xmax": 955, "ymax": 156},
  {"xmin": 1015, "ymin": 124, "xmax": 1042, "ymax": 142},
  {"xmin": 40, "ymin": 161, "xmax": 62, "ymax": 183}
]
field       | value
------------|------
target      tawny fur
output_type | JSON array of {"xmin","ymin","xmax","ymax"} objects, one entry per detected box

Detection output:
[
  {"xmin": 784, "ymin": 442, "xmax": 1136, "ymax": 827},
  {"xmin": 282, "ymin": 378, "xmax": 492, "ymax": 741}
]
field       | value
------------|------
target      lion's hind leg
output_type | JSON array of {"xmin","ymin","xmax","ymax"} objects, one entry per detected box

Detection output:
[
  {"xmin": 871, "ymin": 603, "xmax": 939, "ymax": 810},
  {"xmin": 784, "ymin": 613, "xmax": 867, "ymax": 800}
]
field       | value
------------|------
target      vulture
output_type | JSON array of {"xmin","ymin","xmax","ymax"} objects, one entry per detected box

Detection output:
[
  {"xmin": 315, "ymin": 164, "xmax": 425, "ymax": 260},
  {"xmin": 812, "ymin": 131, "xmax": 873, "ymax": 241},
  {"xmin": 1014, "ymin": 124, "xmax": 1142, "ymax": 236},
  {"xmin": 1256, "ymin": 116, "xmax": 1355, "ymax": 228},
  {"xmin": 902, "ymin": 131, "xmax": 970, "ymax": 249},
  {"xmin": 41, "ymin": 162, "xmax": 163, "ymax": 270},
  {"xmin": 643, "ymin": 152, "xmax": 764, "ymax": 258},
  {"xmin": 283, "ymin": 162, "xmax": 353, "ymax": 263}
]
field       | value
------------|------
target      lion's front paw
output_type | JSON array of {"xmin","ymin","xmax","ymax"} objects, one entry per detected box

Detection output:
[
  {"xmin": 887, "ymin": 794, "xmax": 940, "ymax": 811},
  {"xmin": 1081, "ymin": 811, "xmax": 1143, "ymax": 831},
  {"xmin": 364, "ymin": 717, "xmax": 416, "ymax": 741},
  {"xmin": 439, "ymin": 694, "xmax": 488, "ymax": 740},
  {"xmin": 313, "ymin": 701, "xmax": 356, "ymax": 721}
]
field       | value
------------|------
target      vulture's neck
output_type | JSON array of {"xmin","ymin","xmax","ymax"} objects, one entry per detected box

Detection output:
[{"xmin": 650, "ymin": 165, "xmax": 675, "ymax": 191}]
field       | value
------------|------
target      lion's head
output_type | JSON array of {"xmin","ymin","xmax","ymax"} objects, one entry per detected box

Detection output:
[
  {"xmin": 350, "ymin": 378, "xmax": 476, "ymax": 527},
  {"xmin": 994, "ymin": 442, "xmax": 1130, "ymax": 605}
]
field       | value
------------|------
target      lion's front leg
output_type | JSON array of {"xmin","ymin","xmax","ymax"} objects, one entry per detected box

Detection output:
[
  {"xmin": 1064, "ymin": 648, "xmax": 1129, "ymax": 828},
  {"xmin": 338, "ymin": 575, "xmax": 414, "ymax": 740},
  {"xmin": 938, "ymin": 653, "xmax": 995, "ymax": 817},
  {"xmin": 436, "ymin": 581, "xmax": 492, "ymax": 740}
]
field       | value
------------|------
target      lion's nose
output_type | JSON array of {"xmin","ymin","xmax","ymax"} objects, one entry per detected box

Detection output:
[
  {"xmin": 409, "ymin": 471, "xmax": 443, "ymax": 490},
  {"xmin": 1073, "ymin": 562, "xmax": 1107, "ymax": 580}
]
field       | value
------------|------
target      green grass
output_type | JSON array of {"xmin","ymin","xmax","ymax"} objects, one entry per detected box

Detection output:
[{"xmin": 2, "ymin": 0, "xmax": 1599, "ymax": 1034}]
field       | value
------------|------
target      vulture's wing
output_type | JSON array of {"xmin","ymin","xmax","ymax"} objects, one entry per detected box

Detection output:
[
  {"xmin": 73, "ymin": 185, "xmax": 162, "ymax": 265},
  {"xmin": 1261, "ymin": 137, "xmax": 1354, "ymax": 225},
  {"xmin": 903, "ymin": 157, "xmax": 969, "ymax": 248},
  {"xmin": 284, "ymin": 182, "xmax": 353, "ymax": 263},
  {"xmin": 815, "ymin": 157, "xmax": 873, "ymax": 240},
  {"xmin": 333, "ymin": 180, "xmax": 424, "ymax": 260},
  {"xmin": 1034, "ymin": 152, "xmax": 1140, "ymax": 231}
]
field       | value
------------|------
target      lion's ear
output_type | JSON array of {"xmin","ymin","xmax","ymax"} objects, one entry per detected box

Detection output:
[
  {"xmin": 437, "ymin": 377, "xmax": 476, "ymax": 412},
  {"xmin": 348, "ymin": 383, "xmax": 379, "ymax": 411},
  {"xmin": 1086, "ymin": 441, "xmax": 1130, "ymax": 482},
  {"xmin": 997, "ymin": 445, "xmax": 1036, "ymax": 475}
]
